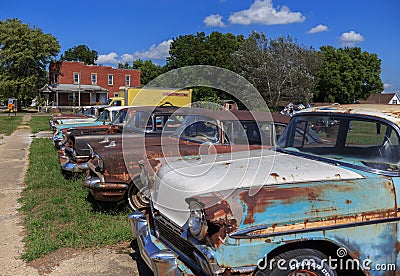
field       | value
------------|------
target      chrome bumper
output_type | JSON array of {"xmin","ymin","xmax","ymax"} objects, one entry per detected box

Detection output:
[
  {"xmin": 62, "ymin": 161, "xmax": 89, "ymax": 173},
  {"xmin": 52, "ymin": 134, "xmax": 62, "ymax": 148},
  {"xmin": 82, "ymin": 176, "xmax": 128, "ymax": 191},
  {"xmin": 129, "ymin": 211, "xmax": 191, "ymax": 276},
  {"xmin": 82, "ymin": 176, "xmax": 129, "ymax": 202}
]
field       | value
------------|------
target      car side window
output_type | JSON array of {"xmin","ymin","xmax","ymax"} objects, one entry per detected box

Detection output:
[{"xmin": 180, "ymin": 117, "xmax": 219, "ymax": 143}]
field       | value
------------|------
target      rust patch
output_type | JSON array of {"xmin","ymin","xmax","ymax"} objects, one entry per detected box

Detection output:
[
  {"xmin": 248, "ymin": 210, "xmax": 397, "ymax": 236},
  {"xmin": 188, "ymin": 196, "xmax": 238, "ymax": 248},
  {"xmin": 239, "ymin": 186, "xmax": 326, "ymax": 224},
  {"xmin": 345, "ymin": 199, "xmax": 352, "ymax": 204},
  {"xmin": 270, "ymin": 173, "xmax": 279, "ymax": 181},
  {"xmin": 395, "ymin": 241, "xmax": 400, "ymax": 255}
]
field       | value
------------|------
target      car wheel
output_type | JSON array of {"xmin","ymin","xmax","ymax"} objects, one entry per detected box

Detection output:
[
  {"xmin": 255, "ymin": 248, "xmax": 336, "ymax": 276},
  {"xmin": 126, "ymin": 179, "xmax": 149, "ymax": 211}
]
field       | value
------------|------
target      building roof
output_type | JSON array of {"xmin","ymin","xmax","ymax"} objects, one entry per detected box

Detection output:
[
  {"xmin": 360, "ymin": 93, "xmax": 397, "ymax": 104},
  {"xmin": 40, "ymin": 84, "xmax": 108, "ymax": 93}
]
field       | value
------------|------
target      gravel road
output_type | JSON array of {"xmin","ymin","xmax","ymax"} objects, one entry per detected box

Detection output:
[{"xmin": 0, "ymin": 114, "xmax": 142, "ymax": 276}]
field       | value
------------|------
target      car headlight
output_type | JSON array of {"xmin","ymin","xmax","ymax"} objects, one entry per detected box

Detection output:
[{"xmin": 188, "ymin": 201, "xmax": 208, "ymax": 241}]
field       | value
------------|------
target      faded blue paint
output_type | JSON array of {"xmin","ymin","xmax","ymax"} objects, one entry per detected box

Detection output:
[
  {"xmin": 228, "ymin": 169, "xmax": 395, "ymax": 229},
  {"xmin": 135, "ymin": 105, "xmax": 400, "ymax": 275},
  {"xmin": 54, "ymin": 120, "xmax": 110, "ymax": 140},
  {"xmin": 211, "ymin": 222, "xmax": 398, "ymax": 275}
]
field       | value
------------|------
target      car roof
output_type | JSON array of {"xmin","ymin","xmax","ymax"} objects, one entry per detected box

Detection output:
[
  {"xmin": 125, "ymin": 106, "xmax": 290, "ymax": 123},
  {"xmin": 104, "ymin": 106, "xmax": 128, "ymax": 111},
  {"xmin": 297, "ymin": 104, "xmax": 400, "ymax": 125},
  {"xmin": 173, "ymin": 107, "xmax": 290, "ymax": 123}
]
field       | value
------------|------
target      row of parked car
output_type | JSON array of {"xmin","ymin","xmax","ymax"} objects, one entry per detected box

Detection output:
[{"xmin": 50, "ymin": 103, "xmax": 400, "ymax": 275}]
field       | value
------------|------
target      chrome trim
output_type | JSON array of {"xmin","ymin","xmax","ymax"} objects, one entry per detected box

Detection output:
[
  {"xmin": 86, "ymin": 160, "xmax": 105, "ymax": 182},
  {"xmin": 194, "ymin": 245, "xmax": 224, "ymax": 275},
  {"xmin": 82, "ymin": 176, "xmax": 128, "ymax": 191},
  {"xmin": 62, "ymin": 161, "xmax": 89, "ymax": 173},
  {"xmin": 129, "ymin": 211, "xmax": 186, "ymax": 276},
  {"xmin": 229, "ymin": 216, "xmax": 400, "ymax": 239},
  {"xmin": 59, "ymin": 155, "xmax": 69, "ymax": 166},
  {"xmin": 229, "ymin": 266, "xmax": 257, "ymax": 274}
]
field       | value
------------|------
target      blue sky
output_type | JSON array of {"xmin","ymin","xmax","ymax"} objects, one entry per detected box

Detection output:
[{"xmin": 1, "ymin": 0, "xmax": 399, "ymax": 93}]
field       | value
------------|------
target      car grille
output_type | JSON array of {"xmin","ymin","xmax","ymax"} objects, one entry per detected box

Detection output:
[{"xmin": 153, "ymin": 214, "xmax": 197, "ymax": 261}]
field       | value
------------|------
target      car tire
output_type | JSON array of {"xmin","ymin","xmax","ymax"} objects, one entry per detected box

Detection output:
[
  {"xmin": 126, "ymin": 179, "xmax": 149, "ymax": 211},
  {"xmin": 255, "ymin": 248, "xmax": 336, "ymax": 276}
]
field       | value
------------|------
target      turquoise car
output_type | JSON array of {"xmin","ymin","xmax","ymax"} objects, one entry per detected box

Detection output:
[{"xmin": 130, "ymin": 104, "xmax": 400, "ymax": 276}]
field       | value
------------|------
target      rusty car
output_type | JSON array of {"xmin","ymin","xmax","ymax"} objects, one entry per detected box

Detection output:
[
  {"xmin": 129, "ymin": 104, "xmax": 400, "ymax": 275},
  {"xmin": 83, "ymin": 108, "xmax": 289, "ymax": 209},
  {"xmin": 58, "ymin": 106, "xmax": 132, "ymax": 175},
  {"xmin": 52, "ymin": 106, "xmax": 126, "ymax": 149},
  {"xmin": 49, "ymin": 105, "xmax": 106, "ymax": 131},
  {"xmin": 59, "ymin": 105, "xmax": 179, "ymax": 176}
]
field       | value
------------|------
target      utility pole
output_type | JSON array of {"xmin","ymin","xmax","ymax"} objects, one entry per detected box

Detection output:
[{"xmin": 78, "ymin": 70, "xmax": 81, "ymax": 108}]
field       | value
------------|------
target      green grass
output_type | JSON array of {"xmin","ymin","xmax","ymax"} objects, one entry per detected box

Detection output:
[
  {"xmin": 0, "ymin": 115, "xmax": 22, "ymax": 135},
  {"xmin": 346, "ymin": 120, "xmax": 386, "ymax": 145},
  {"xmin": 20, "ymin": 138, "xmax": 132, "ymax": 261},
  {"xmin": 30, "ymin": 115, "xmax": 52, "ymax": 134}
]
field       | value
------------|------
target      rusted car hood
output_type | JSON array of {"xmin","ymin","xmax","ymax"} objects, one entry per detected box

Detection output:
[
  {"xmin": 72, "ymin": 132, "xmax": 126, "ymax": 157},
  {"xmin": 151, "ymin": 149, "xmax": 364, "ymax": 227}
]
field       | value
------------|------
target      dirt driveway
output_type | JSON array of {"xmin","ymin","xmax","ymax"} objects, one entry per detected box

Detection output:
[{"xmin": 0, "ymin": 114, "xmax": 141, "ymax": 275}]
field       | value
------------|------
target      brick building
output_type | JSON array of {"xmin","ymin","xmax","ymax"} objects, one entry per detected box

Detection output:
[{"xmin": 40, "ymin": 61, "xmax": 140, "ymax": 106}]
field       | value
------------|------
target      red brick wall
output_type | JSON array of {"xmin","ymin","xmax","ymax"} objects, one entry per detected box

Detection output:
[{"xmin": 49, "ymin": 61, "xmax": 141, "ymax": 97}]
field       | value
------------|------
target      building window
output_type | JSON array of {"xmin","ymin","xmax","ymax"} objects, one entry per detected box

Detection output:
[
  {"xmin": 53, "ymin": 73, "xmax": 59, "ymax": 84},
  {"xmin": 68, "ymin": 93, "xmax": 78, "ymax": 103},
  {"xmin": 91, "ymin": 73, "xmax": 97, "ymax": 85},
  {"xmin": 125, "ymin": 75, "xmax": 131, "ymax": 86},
  {"xmin": 108, "ymin": 74, "xmax": 114, "ymax": 85},
  {"xmin": 73, "ymin": 73, "xmax": 80, "ymax": 84},
  {"xmin": 393, "ymin": 99, "xmax": 398, "ymax": 104}
]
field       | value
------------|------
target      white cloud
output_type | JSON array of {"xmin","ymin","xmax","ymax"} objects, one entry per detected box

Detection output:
[
  {"xmin": 96, "ymin": 40, "xmax": 173, "ymax": 65},
  {"xmin": 228, "ymin": 0, "xmax": 305, "ymax": 25},
  {"xmin": 130, "ymin": 39, "xmax": 173, "ymax": 60},
  {"xmin": 204, "ymin": 14, "xmax": 226, "ymax": 27},
  {"xmin": 96, "ymin": 52, "xmax": 118, "ymax": 64},
  {"xmin": 307, "ymin": 24, "xmax": 328, "ymax": 34},
  {"xmin": 339, "ymin": 31, "xmax": 365, "ymax": 46},
  {"xmin": 384, "ymin": 83, "xmax": 392, "ymax": 89}
]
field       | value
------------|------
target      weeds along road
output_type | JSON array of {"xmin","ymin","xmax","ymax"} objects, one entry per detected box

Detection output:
[{"xmin": 0, "ymin": 114, "xmax": 139, "ymax": 276}]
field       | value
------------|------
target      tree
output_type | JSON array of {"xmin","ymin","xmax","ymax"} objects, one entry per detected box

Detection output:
[
  {"xmin": 314, "ymin": 46, "xmax": 383, "ymax": 103},
  {"xmin": 118, "ymin": 59, "xmax": 166, "ymax": 86},
  {"xmin": 232, "ymin": 31, "xmax": 321, "ymax": 110},
  {"xmin": 166, "ymin": 31, "xmax": 244, "ymax": 102},
  {"xmin": 61, "ymin": 44, "xmax": 98, "ymax": 65},
  {"xmin": 0, "ymin": 18, "xmax": 60, "ymax": 104},
  {"xmin": 167, "ymin": 31, "xmax": 244, "ymax": 71},
  {"xmin": 131, "ymin": 59, "xmax": 166, "ymax": 86}
]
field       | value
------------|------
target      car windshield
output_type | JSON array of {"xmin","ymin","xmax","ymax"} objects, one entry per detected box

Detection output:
[
  {"xmin": 222, "ymin": 120, "xmax": 276, "ymax": 145},
  {"xmin": 124, "ymin": 111, "xmax": 180, "ymax": 133},
  {"xmin": 277, "ymin": 115, "xmax": 400, "ymax": 172},
  {"xmin": 112, "ymin": 109, "xmax": 127, "ymax": 124},
  {"xmin": 96, "ymin": 110, "xmax": 110, "ymax": 122},
  {"xmin": 173, "ymin": 115, "xmax": 220, "ymax": 143}
]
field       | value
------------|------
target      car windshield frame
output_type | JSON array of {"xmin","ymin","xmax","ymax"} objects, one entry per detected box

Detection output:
[{"xmin": 277, "ymin": 112, "xmax": 400, "ymax": 176}]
